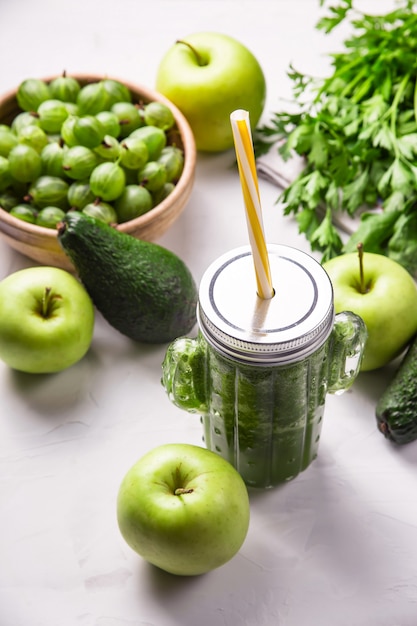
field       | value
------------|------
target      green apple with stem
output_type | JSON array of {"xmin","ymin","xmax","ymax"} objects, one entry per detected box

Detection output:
[
  {"xmin": 0, "ymin": 266, "xmax": 95, "ymax": 374},
  {"xmin": 117, "ymin": 443, "xmax": 250, "ymax": 576},
  {"xmin": 323, "ymin": 245, "xmax": 417, "ymax": 371},
  {"xmin": 155, "ymin": 32, "xmax": 266, "ymax": 152}
]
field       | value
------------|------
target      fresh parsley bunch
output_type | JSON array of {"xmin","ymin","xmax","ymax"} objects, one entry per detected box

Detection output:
[{"xmin": 255, "ymin": 0, "xmax": 417, "ymax": 274}]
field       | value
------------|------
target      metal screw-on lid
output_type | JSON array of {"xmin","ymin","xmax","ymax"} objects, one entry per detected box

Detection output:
[{"xmin": 197, "ymin": 244, "xmax": 335, "ymax": 364}]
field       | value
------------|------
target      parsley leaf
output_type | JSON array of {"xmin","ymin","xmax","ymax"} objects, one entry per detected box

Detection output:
[{"xmin": 255, "ymin": 0, "xmax": 417, "ymax": 275}]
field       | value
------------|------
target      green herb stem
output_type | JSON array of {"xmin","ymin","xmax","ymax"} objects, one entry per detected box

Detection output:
[
  {"xmin": 413, "ymin": 75, "xmax": 417, "ymax": 126},
  {"xmin": 389, "ymin": 72, "xmax": 411, "ymax": 132}
]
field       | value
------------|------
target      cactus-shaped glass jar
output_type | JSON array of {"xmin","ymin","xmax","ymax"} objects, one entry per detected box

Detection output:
[{"xmin": 162, "ymin": 245, "xmax": 367, "ymax": 488}]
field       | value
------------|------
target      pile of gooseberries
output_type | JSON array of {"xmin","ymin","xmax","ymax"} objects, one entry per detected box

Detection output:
[{"xmin": 0, "ymin": 74, "xmax": 185, "ymax": 228}]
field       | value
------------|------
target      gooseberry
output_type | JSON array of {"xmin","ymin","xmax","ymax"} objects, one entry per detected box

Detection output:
[
  {"xmin": 89, "ymin": 161, "xmax": 125, "ymax": 201},
  {"xmin": 27, "ymin": 175, "xmax": 69, "ymax": 209},
  {"xmin": 62, "ymin": 145, "xmax": 98, "ymax": 180},
  {"xmin": 8, "ymin": 144, "xmax": 42, "ymax": 183},
  {"xmin": 111, "ymin": 102, "xmax": 142, "ymax": 138},
  {"xmin": 18, "ymin": 125, "xmax": 49, "ymax": 153},
  {"xmin": 157, "ymin": 146, "xmax": 184, "ymax": 182},
  {"xmin": 40, "ymin": 142, "xmax": 66, "ymax": 177},
  {"xmin": 0, "ymin": 189, "xmax": 20, "ymax": 212},
  {"xmin": 37, "ymin": 99, "xmax": 69, "ymax": 133},
  {"xmin": 83, "ymin": 198, "xmax": 118, "ymax": 224},
  {"xmin": 48, "ymin": 73, "xmax": 81, "ymax": 103},
  {"xmin": 114, "ymin": 184, "xmax": 153, "ymax": 222},
  {"xmin": 16, "ymin": 79, "xmax": 51, "ymax": 112},
  {"xmin": 94, "ymin": 135, "xmax": 121, "ymax": 161},
  {"xmin": 11, "ymin": 112, "xmax": 40, "ymax": 135},
  {"xmin": 10, "ymin": 203, "xmax": 38, "ymax": 223},
  {"xmin": 36, "ymin": 206, "xmax": 66, "ymax": 229},
  {"xmin": 143, "ymin": 101, "xmax": 175, "ymax": 131},
  {"xmin": 95, "ymin": 111, "xmax": 120, "ymax": 138},
  {"xmin": 119, "ymin": 137, "xmax": 148, "ymax": 170},
  {"xmin": 151, "ymin": 182, "xmax": 175, "ymax": 205},
  {"xmin": 101, "ymin": 79, "xmax": 132, "ymax": 107},
  {"xmin": 77, "ymin": 81, "xmax": 108, "ymax": 115},
  {"xmin": 73, "ymin": 115, "xmax": 105, "ymax": 149},
  {"xmin": 0, "ymin": 127, "xmax": 18, "ymax": 157},
  {"xmin": 137, "ymin": 161, "xmax": 167, "ymax": 191},
  {"xmin": 60, "ymin": 115, "xmax": 78, "ymax": 146},
  {"xmin": 129, "ymin": 125, "xmax": 166, "ymax": 160},
  {"xmin": 67, "ymin": 180, "xmax": 95, "ymax": 209},
  {"xmin": 0, "ymin": 156, "xmax": 12, "ymax": 191}
]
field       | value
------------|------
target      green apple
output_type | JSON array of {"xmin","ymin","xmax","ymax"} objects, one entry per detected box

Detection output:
[
  {"xmin": 117, "ymin": 443, "xmax": 250, "ymax": 576},
  {"xmin": 0, "ymin": 266, "xmax": 95, "ymax": 374},
  {"xmin": 323, "ymin": 250, "xmax": 417, "ymax": 371},
  {"xmin": 155, "ymin": 32, "xmax": 266, "ymax": 152}
]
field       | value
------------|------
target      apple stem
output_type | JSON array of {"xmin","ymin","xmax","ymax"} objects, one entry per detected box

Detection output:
[
  {"xmin": 357, "ymin": 242, "xmax": 367, "ymax": 294},
  {"xmin": 41, "ymin": 287, "xmax": 52, "ymax": 318},
  {"xmin": 175, "ymin": 40, "xmax": 207, "ymax": 66},
  {"xmin": 174, "ymin": 487, "xmax": 194, "ymax": 496}
]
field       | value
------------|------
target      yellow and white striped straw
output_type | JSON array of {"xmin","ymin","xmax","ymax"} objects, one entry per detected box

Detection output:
[{"xmin": 230, "ymin": 109, "xmax": 274, "ymax": 300}]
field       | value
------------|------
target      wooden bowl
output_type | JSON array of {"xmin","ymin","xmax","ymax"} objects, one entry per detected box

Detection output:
[{"xmin": 0, "ymin": 73, "xmax": 196, "ymax": 271}]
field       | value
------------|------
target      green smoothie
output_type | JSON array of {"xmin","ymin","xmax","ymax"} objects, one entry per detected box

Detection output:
[{"xmin": 162, "ymin": 245, "xmax": 367, "ymax": 488}]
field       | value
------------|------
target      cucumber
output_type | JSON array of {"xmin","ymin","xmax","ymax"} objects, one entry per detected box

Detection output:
[
  {"xmin": 57, "ymin": 211, "xmax": 198, "ymax": 344},
  {"xmin": 376, "ymin": 334, "xmax": 417, "ymax": 444}
]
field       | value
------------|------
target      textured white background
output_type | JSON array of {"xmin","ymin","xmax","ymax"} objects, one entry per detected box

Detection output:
[{"xmin": 0, "ymin": 1, "xmax": 416, "ymax": 625}]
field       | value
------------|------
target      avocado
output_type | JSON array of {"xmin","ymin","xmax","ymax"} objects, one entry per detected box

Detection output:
[
  {"xmin": 376, "ymin": 333, "xmax": 417, "ymax": 444},
  {"xmin": 57, "ymin": 211, "xmax": 198, "ymax": 344}
]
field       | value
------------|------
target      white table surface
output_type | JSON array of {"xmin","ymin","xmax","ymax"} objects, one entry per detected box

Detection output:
[{"xmin": 1, "ymin": 1, "xmax": 416, "ymax": 625}]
